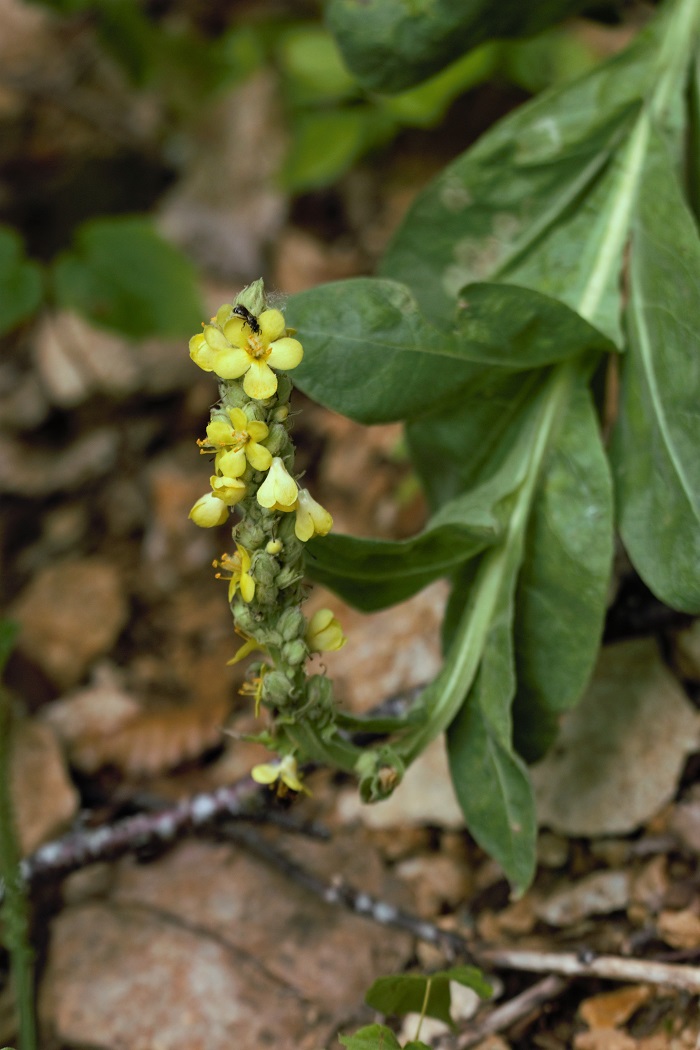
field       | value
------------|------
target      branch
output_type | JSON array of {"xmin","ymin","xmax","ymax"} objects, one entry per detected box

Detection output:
[{"xmin": 442, "ymin": 975, "xmax": 569, "ymax": 1050}]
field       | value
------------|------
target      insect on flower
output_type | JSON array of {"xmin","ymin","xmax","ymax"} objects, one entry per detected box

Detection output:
[{"xmin": 231, "ymin": 304, "xmax": 261, "ymax": 335}]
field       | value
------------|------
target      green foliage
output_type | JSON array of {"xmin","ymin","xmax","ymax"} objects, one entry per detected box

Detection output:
[
  {"xmin": 365, "ymin": 967, "xmax": 492, "ymax": 1027},
  {"xmin": 52, "ymin": 217, "xmax": 203, "ymax": 338},
  {"xmin": 289, "ymin": 0, "xmax": 700, "ymax": 889},
  {"xmin": 325, "ymin": 0, "xmax": 591, "ymax": 93},
  {"xmin": 0, "ymin": 227, "xmax": 43, "ymax": 336}
]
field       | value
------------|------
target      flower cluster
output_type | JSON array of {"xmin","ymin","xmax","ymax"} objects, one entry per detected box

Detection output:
[{"xmin": 187, "ymin": 281, "xmax": 345, "ymax": 796}]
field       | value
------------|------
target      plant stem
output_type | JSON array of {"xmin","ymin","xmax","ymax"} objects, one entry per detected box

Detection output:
[{"xmin": 0, "ymin": 693, "xmax": 37, "ymax": 1050}]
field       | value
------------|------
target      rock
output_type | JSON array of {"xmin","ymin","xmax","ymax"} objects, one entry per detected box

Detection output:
[
  {"xmin": 657, "ymin": 908, "xmax": 700, "ymax": 950},
  {"xmin": 395, "ymin": 853, "xmax": 472, "ymax": 916},
  {"xmin": 13, "ymin": 559, "xmax": 129, "ymax": 687},
  {"xmin": 532, "ymin": 640, "xmax": 700, "ymax": 837},
  {"xmin": 535, "ymin": 870, "xmax": 630, "ymax": 927},
  {"xmin": 0, "ymin": 428, "xmax": 119, "ymax": 496},
  {"xmin": 10, "ymin": 719, "xmax": 78, "ymax": 855}
]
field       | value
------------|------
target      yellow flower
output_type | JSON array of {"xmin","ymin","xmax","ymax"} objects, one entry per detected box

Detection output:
[
  {"xmin": 188, "ymin": 492, "xmax": 229, "ymax": 528},
  {"xmin": 210, "ymin": 474, "xmax": 246, "ymax": 506},
  {"xmin": 251, "ymin": 755, "xmax": 310, "ymax": 797},
  {"xmin": 200, "ymin": 408, "xmax": 272, "ymax": 474},
  {"xmin": 306, "ymin": 609, "xmax": 347, "ymax": 652},
  {"xmin": 294, "ymin": 488, "xmax": 333, "ymax": 542},
  {"xmin": 213, "ymin": 544, "xmax": 255, "ymax": 602},
  {"xmin": 257, "ymin": 457, "xmax": 298, "ymax": 510},
  {"xmin": 239, "ymin": 665, "xmax": 267, "ymax": 716},
  {"xmin": 192, "ymin": 308, "xmax": 303, "ymax": 400}
]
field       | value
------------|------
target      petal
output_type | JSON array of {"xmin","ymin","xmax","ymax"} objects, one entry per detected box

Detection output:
[
  {"xmin": 246, "ymin": 420, "xmax": 269, "ymax": 442},
  {"xmin": 227, "ymin": 407, "xmax": 248, "ymax": 429},
  {"xmin": 251, "ymin": 762, "xmax": 281, "ymax": 786},
  {"xmin": 294, "ymin": 504, "xmax": 314, "ymax": 542},
  {"xmin": 206, "ymin": 419, "xmax": 235, "ymax": 446},
  {"xmin": 222, "ymin": 316, "xmax": 248, "ymax": 347},
  {"xmin": 215, "ymin": 448, "xmax": 246, "ymax": 477},
  {"xmin": 235, "ymin": 543, "xmax": 252, "ymax": 572},
  {"xmin": 270, "ymin": 458, "xmax": 298, "ymax": 506},
  {"xmin": 210, "ymin": 474, "xmax": 246, "ymax": 505},
  {"xmin": 189, "ymin": 334, "xmax": 218, "ymax": 372},
  {"xmin": 212, "ymin": 347, "xmax": 251, "ymax": 380},
  {"xmin": 243, "ymin": 360, "xmax": 278, "ymax": 400},
  {"xmin": 258, "ymin": 309, "xmax": 286, "ymax": 342},
  {"xmin": 246, "ymin": 442, "xmax": 273, "ymax": 472},
  {"xmin": 240, "ymin": 573, "xmax": 256, "ymax": 603},
  {"xmin": 203, "ymin": 324, "xmax": 231, "ymax": 351},
  {"xmin": 214, "ymin": 303, "xmax": 232, "ymax": 326},
  {"xmin": 267, "ymin": 337, "xmax": 303, "ymax": 371}
]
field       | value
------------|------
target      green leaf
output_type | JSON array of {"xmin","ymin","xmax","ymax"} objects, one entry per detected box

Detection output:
[
  {"xmin": 307, "ymin": 475, "xmax": 511, "ymax": 611},
  {"xmin": 0, "ymin": 226, "xmax": 43, "ymax": 335},
  {"xmin": 0, "ymin": 621, "xmax": 19, "ymax": 678},
  {"xmin": 278, "ymin": 25, "xmax": 357, "ymax": 103},
  {"xmin": 287, "ymin": 279, "xmax": 611, "ymax": 425},
  {"xmin": 512, "ymin": 380, "xmax": 614, "ymax": 760},
  {"xmin": 381, "ymin": 45, "xmax": 498, "ymax": 128},
  {"xmin": 51, "ymin": 217, "xmax": 203, "ymax": 339},
  {"xmin": 365, "ymin": 967, "xmax": 491, "ymax": 1028},
  {"xmin": 611, "ymin": 134, "xmax": 700, "ymax": 613},
  {"xmin": 280, "ymin": 108, "xmax": 395, "ymax": 192},
  {"xmin": 326, "ymin": 0, "xmax": 590, "ymax": 94},
  {"xmin": 339, "ymin": 1024, "xmax": 402, "ymax": 1050},
  {"xmin": 448, "ymin": 690, "xmax": 537, "ymax": 893},
  {"xmin": 381, "ymin": 27, "xmax": 660, "ymax": 341}
]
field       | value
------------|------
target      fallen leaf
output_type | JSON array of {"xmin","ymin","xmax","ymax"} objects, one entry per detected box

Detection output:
[
  {"xmin": 579, "ymin": 985, "xmax": 652, "ymax": 1029},
  {"xmin": 657, "ymin": 908, "xmax": 700, "ymax": 950}
]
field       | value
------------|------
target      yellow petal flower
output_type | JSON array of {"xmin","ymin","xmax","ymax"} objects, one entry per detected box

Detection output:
[
  {"xmin": 189, "ymin": 332, "xmax": 218, "ymax": 372},
  {"xmin": 306, "ymin": 609, "xmax": 346, "ymax": 652},
  {"xmin": 214, "ymin": 544, "xmax": 256, "ymax": 602},
  {"xmin": 210, "ymin": 474, "xmax": 246, "ymax": 506},
  {"xmin": 294, "ymin": 488, "xmax": 333, "ymax": 542},
  {"xmin": 257, "ymin": 457, "xmax": 298, "ymax": 509},
  {"xmin": 251, "ymin": 755, "xmax": 310, "ymax": 796},
  {"xmin": 194, "ymin": 306, "xmax": 303, "ymax": 398},
  {"xmin": 188, "ymin": 492, "xmax": 229, "ymax": 528}
]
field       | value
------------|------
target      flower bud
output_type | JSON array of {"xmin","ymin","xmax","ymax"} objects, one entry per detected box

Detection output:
[
  {"xmin": 189, "ymin": 492, "xmax": 228, "ymax": 527},
  {"xmin": 263, "ymin": 422, "xmax": 289, "ymax": 456},
  {"xmin": 295, "ymin": 488, "xmax": 333, "ymax": 542},
  {"xmin": 306, "ymin": 609, "xmax": 346, "ymax": 652},
  {"xmin": 278, "ymin": 607, "xmax": 306, "ymax": 642},
  {"xmin": 257, "ymin": 457, "xmax": 298, "ymax": 509},
  {"xmin": 210, "ymin": 474, "xmax": 246, "ymax": 506},
  {"xmin": 266, "ymin": 538, "xmax": 283, "ymax": 555},
  {"xmin": 262, "ymin": 670, "xmax": 294, "ymax": 707},
  {"xmin": 282, "ymin": 639, "xmax": 307, "ymax": 666}
]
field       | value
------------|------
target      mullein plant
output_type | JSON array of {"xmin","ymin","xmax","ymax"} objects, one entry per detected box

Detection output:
[{"xmin": 188, "ymin": 280, "xmax": 379, "ymax": 797}]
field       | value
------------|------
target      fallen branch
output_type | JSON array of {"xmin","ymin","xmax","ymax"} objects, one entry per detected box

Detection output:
[
  {"xmin": 225, "ymin": 825, "xmax": 700, "ymax": 996},
  {"xmin": 479, "ymin": 947, "xmax": 700, "ymax": 994},
  {"xmin": 3, "ymin": 778, "xmax": 327, "ymax": 900}
]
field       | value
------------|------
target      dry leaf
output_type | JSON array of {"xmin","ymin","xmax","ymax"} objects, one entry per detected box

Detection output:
[
  {"xmin": 657, "ymin": 908, "xmax": 700, "ymax": 950},
  {"xmin": 579, "ymin": 985, "xmax": 652, "ymax": 1029}
]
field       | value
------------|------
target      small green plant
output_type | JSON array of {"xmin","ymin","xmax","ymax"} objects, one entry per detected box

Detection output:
[
  {"xmin": 0, "ymin": 621, "xmax": 37, "ymax": 1050},
  {"xmin": 339, "ymin": 967, "xmax": 492, "ymax": 1049},
  {"xmin": 192, "ymin": 0, "xmax": 700, "ymax": 895}
]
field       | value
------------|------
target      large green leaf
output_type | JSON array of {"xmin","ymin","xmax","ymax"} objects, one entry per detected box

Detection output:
[
  {"xmin": 339, "ymin": 1026, "xmax": 403, "ymax": 1050},
  {"xmin": 0, "ymin": 226, "xmax": 43, "ymax": 335},
  {"xmin": 381, "ymin": 26, "xmax": 660, "ymax": 341},
  {"xmin": 611, "ymin": 135, "xmax": 700, "ymax": 613},
  {"xmin": 52, "ymin": 217, "xmax": 203, "ymax": 339},
  {"xmin": 446, "ymin": 542, "xmax": 537, "ymax": 894},
  {"xmin": 512, "ymin": 380, "xmax": 614, "ymax": 761},
  {"xmin": 286, "ymin": 278, "xmax": 612, "ymax": 424},
  {"xmin": 306, "ymin": 467, "xmax": 513, "ymax": 611},
  {"xmin": 326, "ymin": 0, "xmax": 589, "ymax": 94}
]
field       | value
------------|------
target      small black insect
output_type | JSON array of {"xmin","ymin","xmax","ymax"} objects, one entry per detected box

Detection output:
[{"xmin": 232, "ymin": 304, "xmax": 261, "ymax": 335}]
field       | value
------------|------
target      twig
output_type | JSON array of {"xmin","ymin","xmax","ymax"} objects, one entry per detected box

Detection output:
[
  {"xmin": 223, "ymin": 824, "xmax": 479, "ymax": 963},
  {"xmin": 224, "ymin": 826, "xmax": 700, "ymax": 996},
  {"xmin": 7, "ymin": 779, "xmax": 327, "ymax": 899},
  {"xmin": 441, "ymin": 975, "xmax": 569, "ymax": 1049},
  {"xmin": 479, "ymin": 947, "xmax": 700, "ymax": 994}
]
